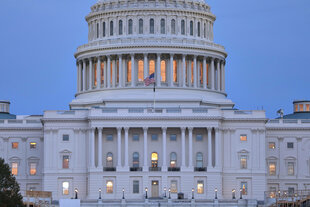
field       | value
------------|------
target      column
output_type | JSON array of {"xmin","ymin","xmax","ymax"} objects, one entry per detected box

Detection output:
[
  {"xmin": 143, "ymin": 127, "xmax": 148, "ymax": 171},
  {"xmin": 83, "ymin": 59, "xmax": 86, "ymax": 91},
  {"xmin": 89, "ymin": 58, "xmax": 93, "ymax": 90},
  {"xmin": 193, "ymin": 56, "xmax": 197, "ymax": 88},
  {"xmin": 217, "ymin": 60, "xmax": 221, "ymax": 90},
  {"xmin": 77, "ymin": 61, "xmax": 81, "ymax": 92},
  {"xmin": 162, "ymin": 127, "xmax": 167, "ymax": 171},
  {"xmin": 156, "ymin": 53, "xmax": 161, "ymax": 86},
  {"xmin": 112, "ymin": 58, "xmax": 116, "ymax": 87},
  {"xmin": 118, "ymin": 55, "xmax": 123, "ymax": 87},
  {"xmin": 98, "ymin": 127, "xmax": 102, "ymax": 168},
  {"xmin": 207, "ymin": 127, "xmax": 212, "ymax": 168},
  {"xmin": 96, "ymin": 57, "xmax": 101, "ymax": 89},
  {"xmin": 143, "ymin": 53, "xmax": 148, "ymax": 78},
  {"xmin": 90, "ymin": 128, "xmax": 95, "ymax": 168},
  {"xmin": 297, "ymin": 137, "xmax": 302, "ymax": 178},
  {"xmin": 215, "ymin": 128, "xmax": 220, "ymax": 168},
  {"xmin": 124, "ymin": 127, "xmax": 129, "ymax": 169},
  {"xmin": 182, "ymin": 55, "xmax": 186, "ymax": 87},
  {"xmin": 131, "ymin": 54, "xmax": 135, "ymax": 87},
  {"xmin": 169, "ymin": 54, "xmax": 173, "ymax": 87},
  {"xmin": 117, "ymin": 127, "xmax": 122, "ymax": 169},
  {"xmin": 210, "ymin": 58, "xmax": 215, "ymax": 90},
  {"xmin": 221, "ymin": 60, "xmax": 225, "ymax": 92},
  {"xmin": 107, "ymin": 56, "xmax": 111, "ymax": 88},
  {"xmin": 188, "ymin": 127, "xmax": 193, "ymax": 168},
  {"xmin": 181, "ymin": 127, "xmax": 186, "ymax": 169},
  {"xmin": 203, "ymin": 57, "xmax": 207, "ymax": 89}
]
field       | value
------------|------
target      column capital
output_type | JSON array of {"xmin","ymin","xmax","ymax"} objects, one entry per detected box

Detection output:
[
  {"xmin": 207, "ymin": 127, "xmax": 213, "ymax": 131},
  {"xmin": 278, "ymin": 137, "xmax": 284, "ymax": 142},
  {"xmin": 117, "ymin": 127, "xmax": 122, "ymax": 132},
  {"xmin": 89, "ymin": 57, "xmax": 93, "ymax": 61},
  {"xmin": 181, "ymin": 127, "xmax": 186, "ymax": 131},
  {"xmin": 143, "ymin": 53, "xmax": 148, "ymax": 57},
  {"xmin": 157, "ymin": 53, "xmax": 161, "ymax": 57},
  {"xmin": 296, "ymin": 137, "xmax": 302, "ymax": 142},
  {"xmin": 182, "ymin": 54, "xmax": 186, "ymax": 58},
  {"xmin": 170, "ymin": 53, "xmax": 174, "ymax": 57},
  {"xmin": 124, "ymin": 127, "xmax": 129, "ymax": 132},
  {"xmin": 143, "ymin": 127, "xmax": 148, "ymax": 131},
  {"xmin": 188, "ymin": 127, "xmax": 193, "ymax": 132},
  {"xmin": 89, "ymin": 127, "xmax": 95, "ymax": 132},
  {"xmin": 193, "ymin": 55, "xmax": 197, "ymax": 58},
  {"xmin": 161, "ymin": 127, "xmax": 167, "ymax": 132},
  {"xmin": 203, "ymin": 56, "xmax": 207, "ymax": 61},
  {"xmin": 97, "ymin": 127, "xmax": 103, "ymax": 131},
  {"xmin": 130, "ymin": 53, "xmax": 135, "ymax": 57}
]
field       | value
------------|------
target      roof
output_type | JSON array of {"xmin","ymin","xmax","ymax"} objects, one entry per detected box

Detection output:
[
  {"xmin": 277, "ymin": 112, "xmax": 310, "ymax": 120},
  {"xmin": 0, "ymin": 113, "xmax": 16, "ymax": 119}
]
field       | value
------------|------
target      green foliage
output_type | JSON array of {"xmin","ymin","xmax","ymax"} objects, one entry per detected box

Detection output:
[{"xmin": 0, "ymin": 158, "xmax": 24, "ymax": 207}]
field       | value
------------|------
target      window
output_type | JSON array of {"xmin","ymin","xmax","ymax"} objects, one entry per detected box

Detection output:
[
  {"xmin": 151, "ymin": 152, "xmax": 158, "ymax": 167},
  {"xmin": 181, "ymin": 20, "xmax": 185, "ymax": 35},
  {"xmin": 294, "ymin": 104, "xmax": 298, "ymax": 112},
  {"xmin": 306, "ymin": 104, "xmax": 310, "ymax": 111},
  {"xmin": 106, "ymin": 152, "xmax": 113, "ymax": 167},
  {"xmin": 171, "ymin": 19, "xmax": 176, "ymax": 34},
  {"xmin": 288, "ymin": 162, "xmax": 294, "ymax": 175},
  {"xmin": 151, "ymin": 134, "xmax": 158, "ymax": 141},
  {"xmin": 63, "ymin": 155, "xmax": 69, "ymax": 169},
  {"xmin": 170, "ymin": 152, "xmax": 177, "ymax": 167},
  {"xmin": 150, "ymin": 18, "xmax": 154, "ymax": 34},
  {"xmin": 138, "ymin": 60, "xmax": 144, "ymax": 82},
  {"xmin": 173, "ymin": 60, "xmax": 177, "ymax": 83},
  {"xmin": 287, "ymin": 142, "xmax": 294, "ymax": 149},
  {"xmin": 133, "ymin": 180, "xmax": 139, "ymax": 193},
  {"xmin": 106, "ymin": 134, "xmax": 113, "ymax": 141},
  {"xmin": 63, "ymin": 134, "xmax": 69, "ymax": 141},
  {"xmin": 110, "ymin": 21, "xmax": 113, "ymax": 36},
  {"xmin": 241, "ymin": 182, "xmax": 248, "ymax": 195},
  {"xmin": 30, "ymin": 163, "xmax": 37, "ymax": 175},
  {"xmin": 30, "ymin": 142, "xmax": 37, "ymax": 149},
  {"xmin": 190, "ymin": 21, "xmax": 193, "ymax": 36},
  {"xmin": 102, "ymin": 22, "xmax": 106, "ymax": 37},
  {"xmin": 299, "ymin": 104, "xmax": 304, "ymax": 111},
  {"xmin": 288, "ymin": 187, "xmax": 294, "ymax": 195},
  {"xmin": 170, "ymin": 180, "xmax": 177, "ymax": 193},
  {"xmin": 96, "ymin": 23, "xmax": 99, "ymax": 38},
  {"xmin": 12, "ymin": 142, "xmax": 18, "ymax": 149},
  {"xmin": 132, "ymin": 134, "xmax": 139, "ymax": 141},
  {"xmin": 240, "ymin": 135, "xmax": 247, "ymax": 141},
  {"xmin": 196, "ymin": 152, "xmax": 203, "ymax": 168},
  {"xmin": 119, "ymin": 20, "xmax": 123, "ymax": 35},
  {"xmin": 127, "ymin": 60, "xmax": 132, "ymax": 82},
  {"xmin": 128, "ymin": 19, "xmax": 133, "ymax": 34},
  {"xmin": 197, "ymin": 22, "xmax": 200, "ymax": 37},
  {"xmin": 269, "ymin": 162, "xmax": 276, "ymax": 175},
  {"xmin": 240, "ymin": 155, "xmax": 247, "ymax": 169},
  {"xmin": 160, "ymin": 19, "xmax": 165, "ymax": 34},
  {"xmin": 106, "ymin": 181, "xmax": 113, "ymax": 193},
  {"xmin": 161, "ymin": 60, "xmax": 166, "ymax": 82},
  {"xmin": 139, "ymin": 19, "xmax": 143, "ymax": 34},
  {"xmin": 62, "ymin": 182, "xmax": 69, "ymax": 195},
  {"xmin": 269, "ymin": 142, "xmax": 275, "ymax": 149},
  {"xmin": 197, "ymin": 181, "xmax": 204, "ymax": 194},
  {"xmin": 12, "ymin": 162, "xmax": 18, "ymax": 175},
  {"xmin": 196, "ymin": 134, "xmax": 203, "ymax": 141},
  {"xmin": 149, "ymin": 60, "xmax": 155, "ymax": 75},
  {"xmin": 170, "ymin": 134, "xmax": 177, "ymax": 141},
  {"xmin": 133, "ymin": 152, "xmax": 139, "ymax": 167},
  {"xmin": 204, "ymin": 23, "xmax": 206, "ymax": 38}
]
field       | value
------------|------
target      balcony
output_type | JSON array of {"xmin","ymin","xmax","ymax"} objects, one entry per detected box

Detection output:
[
  {"xmin": 194, "ymin": 167, "xmax": 207, "ymax": 172},
  {"xmin": 103, "ymin": 167, "xmax": 116, "ymax": 171},
  {"xmin": 149, "ymin": 167, "xmax": 161, "ymax": 171},
  {"xmin": 168, "ymin": 167, "xmax": 180, "ymax": 171},
  {"xmin": 130, "ymin": 167, "xmax": 142, "ymax": 171}
]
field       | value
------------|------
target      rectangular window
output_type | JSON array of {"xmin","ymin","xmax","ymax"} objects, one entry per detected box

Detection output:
[
  {"xmin": 30, "ymin": 163, "xmax": 37, "ymax": 175},
  {"xmin": 170, "ymin": 134, "xmax": 177, "ymax": 141},
  {"xmin": 107, "ymin": 134, "xmax": 113, "ymax": 141},
  {"xmin": 103, "ymin": 22, "xmax": 106, "ymax": 37},
  {"xmin": 306, "ymin": 104, "xmax": 310, "ymax": 111},
  {"xmin": 269, "ymin": 187, "xmax": 276, "ymax": 198},
  {"xmin": 197, "ymin": 181, "xmax": 204, "ymax": 194},
  {"xmin": 63, "ymin": 134, "xmax": 69, "ymax": 141},
  {"xmin": 288, "ymin": 162, "xmax": 294, "ymax": 175},
  {"xmin": 62, "ymin": 182, "xmax": 69, "ymax": 195},
  {"xmin": 241, "ymin": 182, "xmax": 248, "ymax": 195},
  {"xmin": 240, "ymin": 135, "xmax": 247, "ymax": 141},
  {"xmin": 12, "ymin": 162, "xmax": 18, "ymax": 175},
  {"xmin": 299, "ymin": 104, "xmax": 304, "ymax": 111},
  {"xmin": 269, "ymin": 162, "xmax": 276, "ymax": 175},
  {"xmin": 132, "ymin": 134, "xmax": 139, "ymax": 141},
  {"xmin": 269, "ymin": 142, "xmax": 275, "ymax": 149},
  {"xmin": 30, "ymin": 142, "xmax": 37, "ymax": 149},
  {"xmin": 240, "ymin": 155, "xmax": 247, "ymax": 169},
  {"xmin": 170, "ymin": 180, "xmax": 178, "ymax": 193},
  {"xmin": 133, "ymin": 180, "xmax": 139, "ymax": 194},
  {"xmin": 106, "ymin": 181, "xmax": 113, "ymax": 193},
  {"xmin": 151, "ymin": 134, "xmax": 158, "ymax": 141},
  {"xmin": 196, "ymin": 134, "xmax": 203, "ymax": 141},
  {"xmin": 63, "ymin": 155, "xmax": 69, "ymax": 169},
  {"xmin": 12, "ymin": 142, "xmax": 18, "ymax": 149},
  {"xmin": 287, "ymin": 142, "xmax": 294, "ymax": 149},
  {"xmin": 288, "ymin": 187, "xmax": 294, "ymax": 195}
]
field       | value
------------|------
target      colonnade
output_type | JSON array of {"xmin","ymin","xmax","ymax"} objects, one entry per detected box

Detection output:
[{"xmin": 77, "ymin": 54, "xmax": 225, "ymax": 93}]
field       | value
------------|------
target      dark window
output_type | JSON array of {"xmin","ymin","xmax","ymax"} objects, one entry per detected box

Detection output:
[
  {"xmin": 102, "ymin": 22, "xmax": 106, "ymax": 37},
  {"xmin": 196, "ymin": 152, "xmax": 203, "ymax": 168},
  {"xmin": 170, "ymin": 134, "xmax": 177, "ymax": 141},
  {"xmin": 110, "ymin": 21, "xmax": 113, "ymax": 36},
  {"xmin": 181, "ymin": 20, "xmax": 185, "ymax": 35},
  {"xmin": 96, "ymin": 23, "xmax": 99, "ymax": 38},
  {"xmin": 150, "ymin": 18, "xmax": 154, "ymax": 34},
  {"xmin": 128, "ymin": 19, "xmax": 133, "ymax": 34},
  {"xmin": 133, "ymin": 180, "xmax": 139, "ymax": 193},
  {"xmin": 107, "ymin": 134, "xmax": 113, "ymax": 141},
  {"xmin": 139, "ymin": 19, "xmax": 143, "ymax": 34},
  {"xmin": 196, "ymin": 134, "xmax": 203, "ymax": 141},
  {"xmin": 63, "ymin": 134, "xmax": 69, "ymax": 141},
  {"xmin": 133, "ymin": 134, "xmax": 139, "ymax": 141},
  {"xmin": 287, "ymin": 142, "xmax": 294, "ymax": 149},
  {"xmin": 119, "ymin": 20, "xmax": 123, "ymax": 35},
  {"xmin": 190, "ymin": 21, "xmax": 193, "ymax": 36},
  {"xmin": 133, "ymin": 152, "xmax": 139, "ymax": 167},
  {"xmin": 171, "ymin": 19, "xmax": 176, "ymax": 34},
  {"xmin": 151, "ymin": 134, "xmax": 158, "ymax": 141},
  {"xmin": 197, "ymin": 22, "xmax": 200, "ymax": 37},
  {"xmin": 160, "ymin": 19, "xmax": 165, "ymax": 34}
]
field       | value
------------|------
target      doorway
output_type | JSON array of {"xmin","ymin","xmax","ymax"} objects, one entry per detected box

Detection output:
[{"xmin": 151, "ymin": 180, "xmax": 159, "ymax": 197}]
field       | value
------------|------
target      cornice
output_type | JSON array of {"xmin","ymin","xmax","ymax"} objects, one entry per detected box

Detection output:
[
  {"xmin": 88, "ymin": 116, "xmax": 223, "ymax": 121},
  {"xmin": 266, "ymin": 126, "xmax": 310, "ymax": 131},
  {"xmin": 0, "ymin": 127, "xmax": 43, "ymax": 131}
]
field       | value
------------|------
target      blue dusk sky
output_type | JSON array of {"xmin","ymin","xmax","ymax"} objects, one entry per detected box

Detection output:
[{"xmin": 0, "ymin": 0, "xmax": 309, "ymax": 118}]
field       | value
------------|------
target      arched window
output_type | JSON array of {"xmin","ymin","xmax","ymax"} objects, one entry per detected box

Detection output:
[
  {"xmin": 198, "ymin": 22, "xmax": 201, "ymax": 37},
  {"xmin": 171, "ymin": 19, "xmax": 176, "ymax": 34},
  {"xmin": 190, "ymin": 21, "xmax": 193, "ymax": 36},
  {"xmin": 204, "ymin": 23, "xmax": 206, "ymax": 38},
  {"xmin": 138, "ymin": 60, "xmax": 144, "ymax": 82},
  {"xmin": 128, "ymin": 19, "xmax": 133, "ymax": 34},
  {"xmin": 149, "ymin": 60, "xmax": 155, "ymax": 74},
  {"xmin": 200, "ymin": 63, "xmax": 203, "ymax": 85},
  {"xmin": 119, "ymin": 20, "xmax": 123, "ymax": 35},
  {"xmin": 139, "ymin": 19, "xmax": 143, "ymax": 34},
  {"xmin": 127, "ymin": 60, "xmax": 132, "ymax": 82},
  {"xmin": 173, "ymin": 60, "xmax": 177, "ymax": 83},
  {"xmin": 106, "ymin": 152, "xmax": 113, "ymax": 167},
  {"xmin": 160, "ymin": 60, "xmax": 166, "ymax": 82},
  {"xmin": 160, "ymin": 19, "xmax": 165, "ymax": 34},
  {"xmin": 100, "ymin": 62, "xmax": 104, "ymax": 85},
  {"xmin": 110, "ymin": 21, "xmax": 114, "ymax": 36},
  {"xmin": 96, "ymin": 23, "xmax": 99, "ymax": 38},
  {"xmin": 102, "ymin": 22, "xmax": 106, "ymax": 37},
  {"xmin": 181, "ymin": 20, "xmax": 185, "ymax": 35},
  {"xmin": 133, "ymin": 152, "xmax": 139, "ymax": 167},
  {"xmin": 170, "ymin": 152, "xmax": 177, "ymax": 167},
  {"xmin": 196, "ymin": 152, "xmax": 203, "ymax": 168},
  {"xmin": 150, "ymin": 18, "xmax": 154, "ymax": 34},
  {"xmin": 151, "ymin": 152, "xmax": 158, "ymax": 167}
]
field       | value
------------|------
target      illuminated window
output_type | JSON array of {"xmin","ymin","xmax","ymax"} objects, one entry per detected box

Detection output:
[
  {"xmin": 161, "ymin": 60, "xmax": 166, "ymax": 82},
  {"xmin": 63, "ymin": 155, "xmax": 69, "ymax": 169},
  {"xmin": 133, "ymin": 134, "xmax": 139, "ymax": 141},
  {"xmin": 170, "ymin": 152, "xmax": 177, "ymax": 167},
  {"xmin": 133, "ymin": 152, "xmax": 139, "ymax": 167},
  {"xmin": 12, "ymin": 142, "xmax": 19, "ymax": 149},
  {"xmin": 127, "ymin": 60, "xmax": 132, "ymax": 82},
  {"xmin": 106, "ymin": 181, "xmax": 113, "ymax": 193},
  {"xmin": 94, "ymin": 63, "xmax": 97, "ymax": 86},
  {"xmin": 106, "ymin": 134, "xmax": 113, "ymax": 141},
  {"xmin": 173, "ymin": 60, "xmax": 177, "ymax": 83},
  {"xmin": 196, "ymin": 152, "xmax": 203, "ymax": 168},
  {"xmin": 110, "ymin": 21, "xmax": 113, "ymax": 36},
  {"xmin": 101, "ymin": 62, "xmax": 104, "ymax": 85},
  {"xmin": 119, "ymin": 20, "xmax": 123, "ymax": 35},
  {"xmin": 102, "ymin": 22, "xmax": 106, "ymax": 37},
  {"xmin": 287, "ymin": 142, "xmax": 294, "ymax": 149},
  {"xmin": 241, "ymin": 182, "xmax": 247, "ymax": 195},
  {"xmin": 12, "ymin": 162, "xmax": 18, "ymax": 175},
  {"xmin": 197, "ymin": 181, "xmax": 204, "ymax": 194},
  {"xmin": 62, "ymin": 182, "xmax": 69, "ymax": 195},
  {"xmin": 133, "ymin": 180, "xmax": 139, "ymax": 193},
  {"xmin": 197, "ymin": 22, "xmax": 200, "ymax": 37},
  {"xmin": 128, "ymin": 19, "xmax": 133, "ymax": 34},
  {"xmin": 269, "ymin": 142, "xmax": 275, "ymax": 149},
  {"xmin": 150, "ymin": 19, "xmax": 154, "ymax": 34},
  {"xmin": 200, "ymin": 63, "xmax": 203, "ymax": 84},
  {"xmin": 240, "ymin": 155, "xmax": 247, "ymax": 169},
  {"xmin": 139, "ymin": 19, "xmax": 143, "ymax": 34},
  {"xmin": 269, "ymin": 162, "xmax": 276, "ymax": 175},
  {"xmin": 196, "ymin": 134, "xmax": 203, "ymax": 141},
  {"xmin": 151, "ymin": 152, "xmax": 158, "ymax": 167},
  {"xmin": 171, "ymin": 19, "xmax": 176, "ymax": 34},
  {"xmin": 106, "ymin": 152, "xmax": 113, "ymax": 167},
  {"xmin": 160, "ymin": 19, "xmax": 165, "ymax": 34},
  {"xmin": 138, "ymin": 60, "xmax": 144, "ymax": 82},
  {"xmin": 294, "ymin": 104, "xmax": 298, "ymax": 112},
  {"xmin": 240, "ymin": 135, "xmax": 247, "ymax": 141},
  {"xmin": 149, "ymin": 60, "xmax": 155, "ymax": 75},
  {"xmin": 30, "ymin": 163, "xmax": 37, "ymax": 175},
  {"xmin": 170, "ymin": 134, "xmax": 177, "ymax": 141},
  {"xmin": 170, "ymin": 180, "xmax": 177, "ymax": 193},
  {"xmin": 191, "ymin": 61, "xmax": 194, "ymax": 83},
  {"xmin": 181, "ymin": 20, "xmax": 185, "ymax": 35},
  {"xmin": 151, "ymin": 134, "xmax": 158, "ymax": 141},
  {"xmin": 299, "ymin": 104, "xmax": 304, "ymax": 111},
  {"xmin": 306, "ymin": 104, "xmax": 310, "ymax": 111},
  {"xmin": 269, "ymin": 187, "xmax": 276, "ymax": 198},
  {"xmin": 110, "ymin": 61, "xmax": 113, "ymax": 84},
  {"xmin": 63, "ymin": 134, "xmax": 69, "ymax": 141},
  {"xmin": 288, "ymin": 162, "xmax": 294, "ymax": 175},
  {"xmin": 190, "ymin": 21, "xmax": 193, "ymax": 36}
]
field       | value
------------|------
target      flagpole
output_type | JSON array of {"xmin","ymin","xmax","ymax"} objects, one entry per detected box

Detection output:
[{"xmin": 153, "ymin": 82, "xmax": 156, "ymax": 112}]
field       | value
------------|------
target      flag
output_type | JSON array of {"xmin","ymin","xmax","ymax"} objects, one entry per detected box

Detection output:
[{"xmin": 144, "ymin": 73, "xmax": 155, "ymax": 86}]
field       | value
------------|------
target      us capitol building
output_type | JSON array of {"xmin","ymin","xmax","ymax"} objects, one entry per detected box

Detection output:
[{"xmin": 1, "ymin": 0, "xmax": 310, "ymax": 206}]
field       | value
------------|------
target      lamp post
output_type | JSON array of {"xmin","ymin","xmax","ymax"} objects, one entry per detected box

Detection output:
[
  {"xmin": 239, "ymin": 188, "xmax": 242, "ymax": 199},
  {"xmin": 215, "ymin": 188, "xmax": 218, "ymax": 199},
  {"xmin": 164, "ymin": 187, "xmax": 167, "ymax": 198},
  {"xmin": 75, "ymin": 188, "xmax": 78, "ymax": 199},
  {"xmin": 145, "ymin": 187, "xmax": 148, "ymax": 199},
  {"xmin": 99, "ymin": 188, "xmax": 102, "ymax": 200},
  {"xmin": 192, "ymin": 188, "xmax": 194, "ymax": 199},
  {"xmin": 168, "ymin": 188, "xmax": 171, "ymax": 199},
  {"xmin": 232, "ymin": 189, "xmax": 235, "ymax": 199},
  {"xmin": 122, "ymin": 188, "xmax": 125, "ymax": 199}
]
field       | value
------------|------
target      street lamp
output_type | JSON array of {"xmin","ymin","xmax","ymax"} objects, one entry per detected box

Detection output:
[
  {"xmin": 145, "ymin": 187, "xmax": 148, "ymax": 199},
  {"xmin": 75, "ymin": 188, "xmax": 78, "ymax": 199},
  {"xmin": 232, "ymin": 189, "xmax": 235, "ymax": 199},
  {"xmin": 192, "ymin": 188, "xmax": 194, "ymax": 199},
  {"xmin": 239, "ymin": 188, "xmax": 242, "ymax": 199},
  {"xmin": 164, "ymin": 187, "xmax": 167, "ymax": 198},
  {"xmin": 99, "ymin": 188, "xmax": 102, "ymax": 199},
  {"xmin": 215, "ymin": 188, "xmax": 218, "ymax": 199},
  {"xmin": 168, "ymin": 188, "xmax": 171, "ymax": 199},
  {"xmin": 122, "ymin": 188, "xmax": 125, "ymax": 199}
]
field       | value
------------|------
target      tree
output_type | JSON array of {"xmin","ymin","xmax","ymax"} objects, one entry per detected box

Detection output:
[{"xmin": 0, "ymin": 158, "xmax": 24, "ymax": 207}]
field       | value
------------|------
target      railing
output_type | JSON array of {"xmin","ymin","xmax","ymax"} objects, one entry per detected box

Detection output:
[
  {"xmin": 265, "ymin": 190, "xmax": 310, "ymax": 207},
  {"xmin": 168, "ymin": 167, "xmax": 180, "ymax": 171},
  {"xmin": 149, "ymin": 167, "xmax": 161, "ymax": 171},
  {"xmin": 130, "ymin": 167, "xmax": 142, "ymax": 171},
  {"xmin": 194, "ymin": 167, "xmax": 207, "ymax": 172},
  {"xmin": 103, "ymin": 167, "xmax": 116, "ymax": 171}
]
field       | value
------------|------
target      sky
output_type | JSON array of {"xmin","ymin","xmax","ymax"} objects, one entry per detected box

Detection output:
[{"xmin": 0, "ymin": 0, "xmax": 309, "ymax": 118}]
